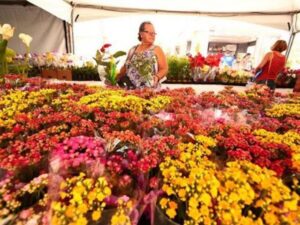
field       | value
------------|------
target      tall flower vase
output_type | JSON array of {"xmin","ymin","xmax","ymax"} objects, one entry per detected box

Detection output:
[{"xmin": 97, "ymin": 65, "xmax": 106, "ymax": 86}]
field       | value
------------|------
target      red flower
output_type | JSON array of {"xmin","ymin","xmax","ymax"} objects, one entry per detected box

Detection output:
[
  {"xmin": 100, "ymin": 43, "xmax": 112, "ymax": 53},
  {"xmin": 189, "ymin": 53, "xmax": 205, "ymax": 68},
  {"xmin": 205, "ymin": 53, "xmax": 222, "ymax": 67}
]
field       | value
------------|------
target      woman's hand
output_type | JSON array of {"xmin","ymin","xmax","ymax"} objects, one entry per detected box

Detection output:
[{"xmin": 153, "ymin": 75, "xmax": 159, "ymax": 87}]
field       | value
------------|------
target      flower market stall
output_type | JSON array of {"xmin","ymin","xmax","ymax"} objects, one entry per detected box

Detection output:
[
  {"xmin": 1, "ymin": 1, "xmax": 300, "ymax": 224},
  {"xmin": 0, "ymin": 74, "xmax": 300, "ymax": 224}
]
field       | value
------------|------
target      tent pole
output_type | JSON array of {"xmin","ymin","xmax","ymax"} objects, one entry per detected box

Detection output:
[
  {"xmin": 63, "ymin": 21, "xmax": 70, "ymax": 53},
  {"xmin": 286, "ymin": 33, "xmax": 296, "ymax": 59},
  {"xmin": 286, "ymin": 13, "xmax": 298, "ymax": 60},
  {"xmin": 70, "ymin": 5, "xmax": 75, "ymax": 54}
]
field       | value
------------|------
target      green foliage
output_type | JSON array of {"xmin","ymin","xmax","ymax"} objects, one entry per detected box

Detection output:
[
  {"xmin": 167, "ymin": 56, "xmax": 191, "ymax": 81},
  {"xmin": 72, "ymin": 66, "xmax": 99, "ymax": 81}
]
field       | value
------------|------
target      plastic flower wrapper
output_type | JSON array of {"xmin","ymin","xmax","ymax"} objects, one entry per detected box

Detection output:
[
  {"xmin": 94, "ymin": 43, "xmax": 126, "ymax": 85},
  {"xmin": 50, "ymin": 172, "xmax": 112, "ymax": 225}
]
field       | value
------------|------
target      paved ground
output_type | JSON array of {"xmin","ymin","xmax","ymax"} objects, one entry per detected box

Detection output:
[{"xmin": 48, "ymin": 80, "xmax": 294, "ymax": 94}]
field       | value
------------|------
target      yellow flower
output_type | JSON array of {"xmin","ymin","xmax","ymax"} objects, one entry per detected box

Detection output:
[
  {"xmin": 88, "ymin": 190, "xmax": 96, "ymax": 202},
  {"xmin": 188, "ymin": 207, "xmax": 201, "ymax": 221},
  {"xmin": 168, "ymin": 201, "xmax": 178, "ymax": 210},
  {"xmin": 162, "ymin": 184, "xmax": 174, "ymax": 195},
  {"xmin": 178, "ymin": 189, "xmax": 186, "ymax": 200},
  {"xmin": 92, "ymin": 210, "xmax": 102, "ymax": 221},
  {"xmin": 78, "ymin": 203, "xmax": 88, "ymax": 214},
  {"xmin": 65, "ymin": 205, "xmax": 74, "ymax": 218},
  {"xmin": 97, "ymin": 192, "xmax": 105, "ymax": 201},
  {"xmin": 160, "ymin": 198, "xmax": 168, "ymax": 209},
  {"xmin": 200, "ymin": 193, "xmax": 211, "ymax": 206},
  {"xmin": 222, "ymin": 212, "xmax": 232, "ymax": 223},
  {"xmin": 166, "ymin": 208, "xmax": 177, "ymax": 219},
  {"xmin": 264, "ymin": 212, "xmax": 278, "ymax": 225},
  {"xmin": 284, "ymin": 198, "xmax": 298, "ymax": 211},
  {"xmin": 104, "ymin": 187, "xmax": 112, "ymax": 196},
  {"xmin": 189, "ymin": 197, "xmax": 198, "ymax": 208},
  {"xmin": 76, "ymin": 216, "xmax": 88, "ymax": 225}
]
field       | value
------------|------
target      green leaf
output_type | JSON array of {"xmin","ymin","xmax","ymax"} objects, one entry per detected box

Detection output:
[
  {"xmin": 112, "ymin": 51, "xmax": 126, "ymax": 58},
  {"xmin": 98, "ymin": 61, "xmax": 110, "ymax": 67},
  {"xmin": 0, "ymin": 40, "xmax": 8, "ymax": 56}
]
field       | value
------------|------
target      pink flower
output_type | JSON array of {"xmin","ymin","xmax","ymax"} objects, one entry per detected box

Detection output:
[
  {"xmin": 149, "ymin": 177, "xmax": 159, "ymax": 189},
  {"xmin": 19, "ymin": 209, "xmax": 33, "ymax": 219}
]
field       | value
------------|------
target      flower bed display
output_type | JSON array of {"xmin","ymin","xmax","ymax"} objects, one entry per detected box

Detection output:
[{"xmin": 0, "ymin": 75, "xmax": 299, "ymax": 224}]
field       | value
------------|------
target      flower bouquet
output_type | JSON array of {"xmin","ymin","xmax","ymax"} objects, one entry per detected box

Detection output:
[{"xmin": 94, "ymin": 43, "xmax": 126, "ymax": 85}]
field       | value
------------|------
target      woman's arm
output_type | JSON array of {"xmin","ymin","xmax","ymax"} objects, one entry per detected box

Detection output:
[
  {"xmin": 117, "ymin": 64, "xmax": 126, "ymax": 80},
  {"xmin": 154, "ymin": 46, "xmax": 168, "ymax": 80},
  {"xmin": 255, "ymin": 52, "xmax": 271, "ymax": 72}
]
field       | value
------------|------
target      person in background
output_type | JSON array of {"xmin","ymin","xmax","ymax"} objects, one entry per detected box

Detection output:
[
  {"xmin": 254, "ymin": 40, "xmax": 287, "ymax": 90},
  {"xmin": 117, "ymin": 21, "xmax": 168, "ymax": 89},
  {"xmin": 240, "ymin": 53, "xmax": 252, "ymax": 71},
  {"xmin": 220, "ymin": 45, "xmax": 236, "ymax": 67}
]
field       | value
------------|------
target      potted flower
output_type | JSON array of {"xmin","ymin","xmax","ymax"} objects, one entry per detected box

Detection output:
[
  {"xmin": 94, "ymin": 43, "xmax": 126, "ymax": 85},
  {"xmin": 39, "ymin": 52, "xmax": 74, "ymax": 80},
  {"xmin": 0, "ymin": 23, "xmax": 15, "ymax": 83},
  {"xmin": 156, "ymin": 136, "xmax": 300, "ymax": 225}
]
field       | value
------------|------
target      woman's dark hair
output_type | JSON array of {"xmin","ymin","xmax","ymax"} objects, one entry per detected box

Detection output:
[
  {"xmin": 138, "ymin": 21, "xmax": 152, "ymax": 41},
  {"xmin": 271, "ymin": 40, "xmax": 288, "ymax": 52}
]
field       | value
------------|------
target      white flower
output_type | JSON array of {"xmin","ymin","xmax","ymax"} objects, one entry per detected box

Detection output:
[
  {"xmin": 0, "ymin": 24, "xmax": 15, "ymax": 40},
  {"xmin": 19, "ymin": 33, "xmax": 32, "ymax": 47},
  {"xmin": 292, "ymin": 73, "xmax": 296, "ymax": 78}
]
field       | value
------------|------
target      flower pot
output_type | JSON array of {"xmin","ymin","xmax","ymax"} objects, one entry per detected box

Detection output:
[{"xmin": 154, "ymin": 205, "xmax": 179, "ymax": 225}]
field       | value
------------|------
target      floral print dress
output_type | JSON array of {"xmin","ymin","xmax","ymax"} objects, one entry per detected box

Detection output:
[{"xmin": 126, "ymin": 45, "xmax": 158, "ymax": 88}]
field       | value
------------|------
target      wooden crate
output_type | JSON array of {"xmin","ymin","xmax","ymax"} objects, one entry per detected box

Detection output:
[
  {"xmin": 41, "ymin": 69, "xmax": 57, "ymax": 79},
  {"xmin": 41, "ymin": 69, "xmax": 72, "ymax": 81},
  {"xmin": 57, "ymin": 69, "xmax": 72, "ymax": 81}
]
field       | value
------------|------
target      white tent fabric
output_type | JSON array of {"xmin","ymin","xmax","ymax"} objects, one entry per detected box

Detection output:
[
  {"xmin": 26, "ymin": 0, "xmax": 300, "ymax": 31},
  {"xmin": 67, "ymin": 0, "xmax": 300, "ymax": 30},
  {"xmin": 73, "ymin": 0, "xmax": 300, "ymax": 12},
  {"xmin": 27, "ymin": 0, "xmax": 72, "ymax": 23}
]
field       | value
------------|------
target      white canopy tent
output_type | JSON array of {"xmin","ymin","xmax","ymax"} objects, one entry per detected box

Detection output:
[
  {"xmin": 1, "ymin": 0, "xmax": 300, "ymax": 65},
  {"xmin": 28, "ymin": 0, "xmax": 300, "ymax": 31},
  {"xmin": 26, "ymin": 1, "xmax": 300, "ymax": 59}
]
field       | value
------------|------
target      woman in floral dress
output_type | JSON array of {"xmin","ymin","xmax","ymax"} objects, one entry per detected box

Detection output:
[{"xmin": 117, "ymin": 21, "xmax": 168, "ymax": 89}]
